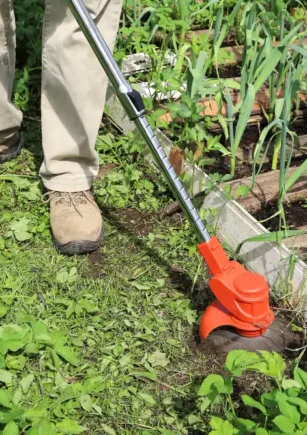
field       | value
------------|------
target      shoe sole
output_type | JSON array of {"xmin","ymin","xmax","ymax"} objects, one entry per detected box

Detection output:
[
  {"xmin": 0, "ymin": 136, "xmax": 24, "ymax": 163},
  {"xmin": 53, "ymin": 231, "xmax": 103, "ymax": 256}
]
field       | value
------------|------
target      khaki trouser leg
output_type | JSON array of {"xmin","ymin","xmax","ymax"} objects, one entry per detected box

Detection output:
[
  {"xmin": 0, "ymin": 0, "xmax": 22, "ymax": 145},
  {"xmin": 40, "ymin": 0, "xmax": 122, "ymax": 192}
]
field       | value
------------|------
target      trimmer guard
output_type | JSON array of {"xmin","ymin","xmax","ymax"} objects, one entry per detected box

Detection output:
[{"xmin": 198, "ymin": 237, "xmax": 274, "ymax": 338}]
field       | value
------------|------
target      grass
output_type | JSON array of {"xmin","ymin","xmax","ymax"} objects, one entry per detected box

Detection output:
[{"xmin": 0, "ymin": 121, "xmax": 217, "ymax": 434}]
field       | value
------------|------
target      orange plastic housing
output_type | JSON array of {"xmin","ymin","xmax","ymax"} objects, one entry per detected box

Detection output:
[{"xmin": 198, "ymin": 237, "xmax": 274, "ymax": 339}]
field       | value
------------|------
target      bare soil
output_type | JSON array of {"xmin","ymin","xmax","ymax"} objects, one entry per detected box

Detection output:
[
  {"xmin": 253, "ymin": 200, "xmax": 307, "ymax": 231},
  {"xmin": 209, "ymin": 64, "xmax": 242, "ymax": 79}
]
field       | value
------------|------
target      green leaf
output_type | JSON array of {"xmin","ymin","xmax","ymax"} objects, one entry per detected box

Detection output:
[
  {"xmin": 24, "ymin": 408, "xmax": 48, "ymax": 420},
  {"xmin": 32, "ymin": 321, "xmax": 52, "ymax": 346},
  {"xmin": 37, "ymin": 420, "xmax": 57, "ymax": 435},
  {"xmin": 3, "ymin": 421, "xmax": 19, "ymax": 435},
  {"xmin": 12, "ymin": 390, "xmax": 22, "ymax": 406},
  {"xmin": 282, "ymin": 379, "xmax": 302, "ymax": 390},
  {"xmin": 288, "ymin": 397, "xmax": 307, "ymax": 415},
  {"xmin": 25, "ymin": 342, "xmax": 40, "ymax": 355},
  {"xmin": 233, "ymin": 84, "xmax": 255, "ymax": 152},
  {"xmin": 236, "ymin": 418, "xmax": 257, "ymax": 431},
  {"xmin": 225, "ymin": 351, "xmax": 285, "ymax": 382},
  {"xmin": 235, "ymin": 229, "xmax": 307, "ymax": 257},
  {"xmin": 5, "ymin": 354, "xmax": 27, "ymax": 370},
  {"xmin": 235, "ymin": 184, "xmax": 251, "ymax": 197},
  {"xmin": 285, "ymin": 158, "xmax": 307, "ymax": 192},
  {"xmin": 20, "ymin": 374, "xmax": 35, "ymax": 394},
  {"xmin": 276, "ymin": 391, "xmax": 300, "ymax": 423},
  {"xmin": 79, "ymin": 394, "xmax": 92, "ymax": 412},
  {"xmin": 209, "ymin": 417, "xmax": 237, "ymax": 434},
  {"xmin": 256, "ymin": 429, "xmax": 268, "ymax": 435},
  {"xmin": 249, "ymin": 352, "xmax": 286, "ymax": 381},
  {"xmin": 0, "ymin": 370, "xmax": 13, "ymax": 385},
  {"xmin": 78, "ymin": 299, "xmax": 99, "ymax": 313},
  {"xmin": 55, "ymin": 345, "xmax": 79, "ymax": 367},
  {"xmin": 0, "ymin": 174, "xmax": 32, "ymax": 189},
  {"xmin": 66, "ymin": 303, "xmax": 75, "ymax": 319},
  {"xmin": 10, "ymin": 217, "xmax": 32, "ymax": 241},
  {"xmin": 56, "ymin": 383, "xmax": 84, "ymax": 404},
  {"xmin": 56, "ymin": 270, "xmax": 69, "ymax": 284},
  {"xmin": 0, "ymin": 305, "xmax": 8, "ymax": 318},
  {"xmin": 294, "ymin": 368, "xmax": 307, "ymax": 390},
  {"xmin": 225, "ymin": 350, "xmax": 253, "ymax": 376},
  {"xmin": 0, "ymin": 409, "xmax": 24, "ymax": 424},
  {"xmin": 158, "ymin": 431, "xmax": 177, "ymax": 435},
  {"xmin": 130, "ymin": 371, "xmax": 157, "ymax": 382},
  {"xmin": 138, "ymin": 393, "xmax": 156, "ymax": 405},
  {"xmin": 148, "ymin": 351, "xmax": 169, "ymax": 367},
  {"xmin": 0, "ymin": 340, "xmax": 8, "ymax": 356},
  {"xmin": 198, "ymin": 374, "xmax": 232, "ymax": 396},
  {"xmin": 273, "ymin": 415, "xmax": 295, "ymax": 433},
  {"xmin": 101, "ymin": 425, "xmax": 116, "ymax": 435},
  {"xmin": 242, "ymin": 395, "xmax": 267, "ymax": 415},
  {"xmin": 56, "ymin": 418, "xmax": 87, "ymax": 434},
  {"xmin": 254, "ymin": 48, "xmax": 283, "ymax": 92},
  {"xmin": 178, "ymin": 0, "xmax": 189, "ymax": 21},
  {"xmin": 84, "ymin": 376, "xmax": 106, "ymax": 393},
  {"xmin": 187, "ymin": 51, "xmax": 208, "ymax": 98},
  {"xmin": 188, "ymin": 414, "xmax": 203, "ymax": 425},
  {"xmin": 0, "ymin": 390, "xmax": 11, "ymax": 408},
  {"xmin": 0, "ymin": 324, "xmax": 31, "ymax": 352}
]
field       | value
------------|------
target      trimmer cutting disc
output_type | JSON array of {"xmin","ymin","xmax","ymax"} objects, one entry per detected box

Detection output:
[{"xmin": 199, "ymin": 316, "xmax": 300, "ymax": 354}]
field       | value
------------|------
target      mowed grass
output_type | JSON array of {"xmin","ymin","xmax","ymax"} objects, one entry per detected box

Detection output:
[{"xmin": 0, "ymin": 121, "xmax": 213, "ymax": 434}]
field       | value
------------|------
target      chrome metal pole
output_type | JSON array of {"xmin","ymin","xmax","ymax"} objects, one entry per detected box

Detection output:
[{"xmin": 65, "ymin": 0, "xmax": 211, "ymax": 243}]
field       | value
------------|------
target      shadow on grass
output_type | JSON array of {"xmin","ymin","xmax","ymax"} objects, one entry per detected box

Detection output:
[{"xmin": 96, "ymin": 203, "xmax": 214, "ymax": 344}]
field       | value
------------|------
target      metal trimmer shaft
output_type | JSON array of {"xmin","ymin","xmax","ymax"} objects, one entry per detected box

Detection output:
[{"xmin": 66, "ymin": 0, "xmax": 211, "ymax": 243}]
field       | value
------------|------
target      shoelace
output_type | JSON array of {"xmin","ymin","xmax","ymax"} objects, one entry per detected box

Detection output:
[{"xmin": 41, "ymin": 191, "xmax": 101, "ymax": 217}]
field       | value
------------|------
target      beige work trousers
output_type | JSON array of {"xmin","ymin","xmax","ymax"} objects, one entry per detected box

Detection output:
[{"xmin": 0, "ymin": 0, "xmax": 122, "ymax": 191}]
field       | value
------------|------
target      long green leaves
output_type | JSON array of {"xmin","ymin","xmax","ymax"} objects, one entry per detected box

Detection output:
[
  {"xmin": 230, "ymin": 84, "xmax": 255, "ymax": 175},
  {"xmin": 187, "ymin": 51, "xmax": 208, "ymax": 98},
  {"xmin": 235, "ymin": 229, "xmax": 307, "ymax": 259},
  {"xmin": 285, "ymin": 158, "xmax": 307, "ymax": 191}
]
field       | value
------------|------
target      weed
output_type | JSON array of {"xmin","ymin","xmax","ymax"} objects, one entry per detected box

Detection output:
[{"xmin": 189, "ymin": 349, "xmax": 307, "ymax": 434}]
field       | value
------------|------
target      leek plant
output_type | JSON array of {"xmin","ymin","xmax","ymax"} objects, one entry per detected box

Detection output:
[
  {"xmin": 224, "ymin": 3, "xmax": 304, "ymax": 176},
  {"xmin": 253, "ymin": 46, "xmax": 307, "ymax": 227},
  {"xmin": 260, "ymin": 4, "xmax": 307, "ymax": 169}
]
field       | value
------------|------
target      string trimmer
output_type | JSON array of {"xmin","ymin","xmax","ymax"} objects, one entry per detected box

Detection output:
[{"xmin": 66, "ymin": 0, "xmax": 275, "ymax": 342}]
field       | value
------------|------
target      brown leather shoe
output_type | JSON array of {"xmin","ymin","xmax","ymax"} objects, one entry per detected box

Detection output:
[
  {"xmin": 42, "ymin": 190, "xmax": 103, "ymax": 255},
  {"xmin": 0, "ymin": 132, "xmax": 24, "ymax": 163}
]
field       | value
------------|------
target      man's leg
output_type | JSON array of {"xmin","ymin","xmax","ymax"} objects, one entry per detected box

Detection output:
[
  {"xmin": 0, "ymin": 0, "xmax": 23, "ymax": 162},
  {"xmin": 40, "ymin": 0, "xmax": 122, "ymax": 255}
]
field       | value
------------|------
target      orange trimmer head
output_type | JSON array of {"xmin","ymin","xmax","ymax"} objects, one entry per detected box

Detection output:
[{"xmin": 198, "ymin": 237, "xmax": 274, "ymax": 339}]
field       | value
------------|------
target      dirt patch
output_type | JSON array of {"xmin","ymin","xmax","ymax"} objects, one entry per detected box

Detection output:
[
  {"xmin": 189, "ymin": 314, "xmax": 304, "ymax": 371},
  {"xmin": 253, "ymin": 200, "xmax": 307, "ymax": 231},
  {"xmin": 292, "ymin": 118, "xmax": 307, "ymax": 136},
  {"xmin": 116, "ymin": 208, "xmax": 156, "ymax": 237},
  {"xmin": 112, "ymin": 207, "xmax": 186, "ymax": 238},
  {"xmin": 97, "ymin": 163, "xmax": 117, "ymax": 179},
  {"xmin": 88, "ymin": 250, "xmax": 106, "ymax": 277},
  {"xmin": 209, "ymin": 64, "xmax": 242, "ymax": 79},
  {"xmin": 168, "ymin": 264, "xmax": 213, "ymax": 312}
]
